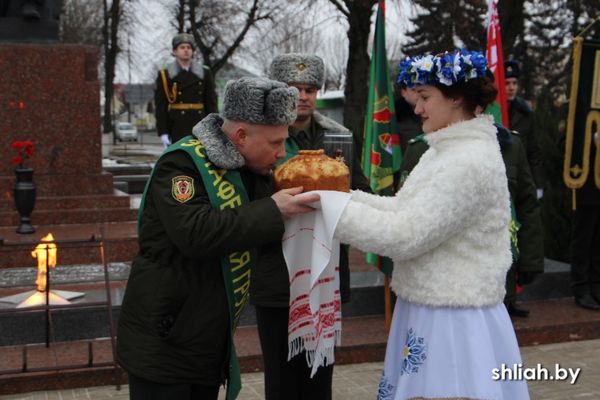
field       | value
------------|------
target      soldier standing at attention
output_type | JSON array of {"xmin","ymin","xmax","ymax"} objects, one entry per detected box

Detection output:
[{"xmin": 155, "ymin": 33, "xmax": 209, "ymax": 147}]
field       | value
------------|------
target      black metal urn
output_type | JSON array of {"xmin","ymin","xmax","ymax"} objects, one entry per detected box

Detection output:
[{"xmin": 13, "ymin": 167, "xmax": 36, "ymax": 234}]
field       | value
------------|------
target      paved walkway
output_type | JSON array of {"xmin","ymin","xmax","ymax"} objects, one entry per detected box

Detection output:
[{"xmin": 2, "ymin": 339, "xmax": 599, "ymax": 400}]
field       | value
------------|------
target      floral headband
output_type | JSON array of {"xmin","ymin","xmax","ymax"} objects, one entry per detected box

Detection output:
[{"xmin": 397, "ymin": 49, "xmax": 488, "ymax": 87}]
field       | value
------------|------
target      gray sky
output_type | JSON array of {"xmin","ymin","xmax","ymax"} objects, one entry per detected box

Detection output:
[{"xmin": 113, "ymin": 0, "xmax": 415, "ymax": 85}]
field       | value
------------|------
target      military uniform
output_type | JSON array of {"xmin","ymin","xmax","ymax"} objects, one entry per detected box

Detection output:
[
  {"xmin": 254, "ymin": 53, "xmax": 371, "ymax": 400},
  {"xmin": 118, "ymin": 77, "xmax": 298, "ymax": 400},
  {"xmin": 508, "ymin": 97, "xmax": 544, "ymax": 189},
  {"xmin": 570, "ymin": 135, "xmax": 600, "ymax": 303},
  {"xmin": 250, "ymin": 112, "xmax": 370, "ymax": 400},
  {"xmin": 154, "ymin": 61, "xmax": 209, "ymax": 144},
  {"xmin": 398, "ymin": 125, "xmax": 543, "ymax": 313},
  {"xmin": 251, "ymin": 111, "xmax": 370, "ymax": 308},
  {"xmin": 117, "ymin": 145, "xmax": 284, "ymax": 388},
  {"xmin": 499, "ymin": 127, "xmax": 544, "ymax": 309},
  {"xmin": 394, "ymin": 96, "xmax": 423, "ymax": 153}
]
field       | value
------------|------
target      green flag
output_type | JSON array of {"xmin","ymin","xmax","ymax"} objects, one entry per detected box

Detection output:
[{"xmin": 362, "ymin": 0, "xmax": 402, "ymax": 277}]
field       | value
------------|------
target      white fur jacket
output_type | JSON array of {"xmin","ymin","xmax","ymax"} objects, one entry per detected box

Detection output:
[{"xmin": 335, "ymin": 115, "xmax": 512, "ymax": 308}]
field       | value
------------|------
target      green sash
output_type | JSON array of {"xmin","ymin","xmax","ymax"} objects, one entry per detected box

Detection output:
[{"xmin": 138, "ymin": 135, "xmax": 255, "ymax": 400}]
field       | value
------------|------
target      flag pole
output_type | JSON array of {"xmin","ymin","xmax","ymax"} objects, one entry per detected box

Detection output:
[{"xmin": 361, "ymin": 0, "xmax": 400, "ymax": 331}]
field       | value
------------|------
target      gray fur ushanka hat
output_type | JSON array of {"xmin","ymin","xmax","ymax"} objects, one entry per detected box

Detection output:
[
  {"xmin": 221, "ymin": 77, "xmax": 299, "ymax": 125},
  {"xmin": 172, "ymin": 33, "xmax": 195, "ymax": 50},
  {"xmin": 269, "ymin": 53, "xmax": 325, "ymax": 88}
]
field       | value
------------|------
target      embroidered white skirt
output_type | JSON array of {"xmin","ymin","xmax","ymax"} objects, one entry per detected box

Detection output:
[{"xmin": 378, "ymin": 297, "xmax": 530, "ymax": 400}]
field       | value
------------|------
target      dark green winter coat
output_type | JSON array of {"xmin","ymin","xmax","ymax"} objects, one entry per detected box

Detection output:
[
  {"xmin": 117, "ymin": 121, "xmax": 285, "ymax": 386},
  {"xmin": 398, "ymin": 125, "xmax": 544, "ymax": 301},
  {"xmin": 509, "ymin": 97, "xmax": 544, "ymax": 189},
  {"xmin": 250, "ymin": 112, "xmax": 371, "ymax": 307}
]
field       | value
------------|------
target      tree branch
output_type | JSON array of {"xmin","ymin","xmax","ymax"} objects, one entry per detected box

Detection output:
[
  {"xmin": 213, "ymin": 0, "xmax": 260, "ymax": 72},
  {"xmin": 189, "ymin": 0, "xmax": 209, "ymax": 65},
  {"xmin": 328, "ymin": 0, "xmax": 349, "ymax": 18}
]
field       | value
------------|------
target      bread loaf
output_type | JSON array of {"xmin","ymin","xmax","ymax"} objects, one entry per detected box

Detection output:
[{"xmin": 273, "ymin": 149, "xmax": 349, "ymax": 192}]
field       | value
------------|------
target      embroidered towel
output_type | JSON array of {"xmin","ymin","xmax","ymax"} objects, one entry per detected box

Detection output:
[{"xmin": 282, "ymin": 190, "xmax": 352, "ymax": 377}]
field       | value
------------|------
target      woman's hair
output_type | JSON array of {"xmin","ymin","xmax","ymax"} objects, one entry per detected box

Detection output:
[{"xmin": 435, "ymin": 76, "xmax": 498, "ymax": 115}]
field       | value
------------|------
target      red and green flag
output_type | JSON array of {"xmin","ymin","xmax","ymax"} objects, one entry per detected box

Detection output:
[
  {"xmin": 361, "ymin": 0, "xmax": 402, "ymax": 277},
  {"xmin": 485, "ymin": 0, "xmax": 509, "ymax": 127}
]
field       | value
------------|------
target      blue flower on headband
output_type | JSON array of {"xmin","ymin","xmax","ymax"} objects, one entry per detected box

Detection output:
[
  {"xmin": 468, "ymin": 51, "xmax": 487, "ymax": 77},
  {"xmin": 413, "ymin": 55, "xmax": 436, "ymax": 84},
  {"xmin": 397, "ymin": 49, "xmax": 488, "ymax": 87},
  {"xmin": 398, "ymin": 58, "xmax": 415, "ymax": 86},
  {"xmin": 436, "ymin": 53, "xmax": 459, "ymax": 86}
]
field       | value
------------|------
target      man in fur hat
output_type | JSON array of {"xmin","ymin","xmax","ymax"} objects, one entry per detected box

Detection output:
[
  {"xmin": 118, "ymin": 77, "xmax": 319, "ymax": 400},
  {"xmin": 154, "ymin": 33, "xmax": 211, "ymax": 147},
  {"xmin": 249, "ymin": 53, "xmax": 370, "ymax": 400}
]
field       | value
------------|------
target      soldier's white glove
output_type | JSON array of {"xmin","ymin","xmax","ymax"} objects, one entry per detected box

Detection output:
[
  {"xmin": 536, "ymin": 188, "xmax": 544, "ymax": 200},
  {"xmin": 594, "ymin": 131, "xmax": 598, "ymax": 146},
  {"xmin": 160, "ymin": 134, "xmax": 171, "ymax": 148}
]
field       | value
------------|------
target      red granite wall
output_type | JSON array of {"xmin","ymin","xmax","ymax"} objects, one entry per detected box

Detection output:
[{"xmin": 0, "ymin": 44, "xmax": 111, "ymax": 196}]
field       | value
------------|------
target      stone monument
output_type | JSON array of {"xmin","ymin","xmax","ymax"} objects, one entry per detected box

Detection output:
[
  {"xmin": 0, "ymin": 2, "xmax": 137, "ymax": 267},
  {"xmin": 0, "ymin": 0, "xmax": 62, "ymax": 43}
]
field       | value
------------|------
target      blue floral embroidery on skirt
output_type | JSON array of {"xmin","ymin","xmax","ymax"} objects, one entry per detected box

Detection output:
[
  {"xmin": 401, "ymin": 328, "xmax": 427, "ymax": 375},
  {"xmin": 377, "ymin": 372, "xmax": 395, "ymax": 400}
]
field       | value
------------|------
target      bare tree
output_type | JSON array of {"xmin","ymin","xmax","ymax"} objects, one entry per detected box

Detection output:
[
  {"xmin": 321, "ymin": 31, "xmax": 349, "ymax": 91},
  {"xmin": 100, "ymin": 0, "xmax": 138, "ymax": 136},
  {"xmin": 497, "ymin": 0, "xmax": 525, "ymax": 57},
  {"xmin": 60, "ymin": 0, "xmax": 103, "ymax": 45},
  {"xmin": 237, "ymin": 2, "xmax": 330, "ymax": 77},
  {"xmin": 328, "ymin": 0, "xmax": 377, "ymax": 149},
  {"xmin": 101, "ymin": 0, "xmax": 122, "ymax": 134},
  {"xmin": 174, "ymin": 0, "xmax": 284, "ymax": 113},
  {"xmin": 162, "ymin": 0, "xmax": 186, "ymax": 33}
]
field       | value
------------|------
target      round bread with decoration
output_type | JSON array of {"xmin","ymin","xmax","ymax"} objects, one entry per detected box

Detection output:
[{"xmin": 273, "ymin": 149, "xmax": 349, "ymax": 192}]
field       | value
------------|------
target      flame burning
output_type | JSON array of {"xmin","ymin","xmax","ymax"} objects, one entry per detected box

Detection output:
[
  {"xmin": 0, "ymin": 232, "xmax": 83, "ymax": 308},
  {"xmin": 31, "ymin": 233, "xmax": 57, "ymax": 292}
]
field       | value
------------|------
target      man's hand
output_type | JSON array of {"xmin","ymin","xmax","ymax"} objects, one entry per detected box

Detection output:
[
  {"xmin": 160, "ymin": 133, "xmax": 171, "ymax": 148},
  {"xmin": 272, "ymin": 187, "xmax": 320, "ymax": 219}
]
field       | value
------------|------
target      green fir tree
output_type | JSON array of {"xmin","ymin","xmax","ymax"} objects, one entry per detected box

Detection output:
[{"xmin": 402, "ymin": 0, "xmax": 486, "ymax": 56}]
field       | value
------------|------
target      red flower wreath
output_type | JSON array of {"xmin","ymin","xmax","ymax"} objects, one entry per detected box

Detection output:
[{"xmin": 11, "ymin": 140, "xmax": 35, "ymax": 168}]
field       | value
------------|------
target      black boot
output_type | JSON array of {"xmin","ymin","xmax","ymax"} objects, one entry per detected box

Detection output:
[
  {"xmin": 506, "ymin": 301, "xmax": 530, "ymax": 317},
  {"xmin": 575, "ymin": 294, "xmax": 600, "ymax": 310}
]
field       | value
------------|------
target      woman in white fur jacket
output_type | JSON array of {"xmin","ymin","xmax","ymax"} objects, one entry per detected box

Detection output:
[{"xmin": 335, "ymin": 50, "xmax": 529, "ymax": 400}]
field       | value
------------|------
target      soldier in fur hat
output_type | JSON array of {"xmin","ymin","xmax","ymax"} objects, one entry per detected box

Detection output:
[
  {"xmin": 249, "ymin": 53, "xmax": 370, "ymax": 400},
  {"xmin": 154, "ymin": 33, "xmax": 211, "ymax": 147},
  {"xmin": 118, "ymin": 77, "xmax": 319, "ymax": 400}
]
